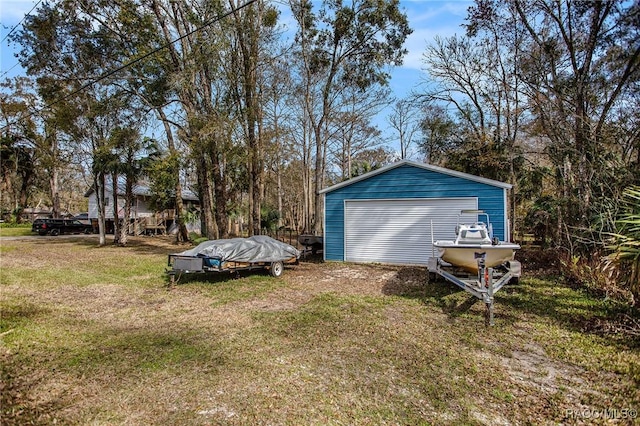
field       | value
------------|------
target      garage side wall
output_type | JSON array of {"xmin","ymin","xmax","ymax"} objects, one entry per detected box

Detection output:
[{"xmin": 324, "ymin": 164, "xmax": 508, "ymax": 261}]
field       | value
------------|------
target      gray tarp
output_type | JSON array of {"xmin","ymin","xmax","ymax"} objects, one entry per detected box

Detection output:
[{"xmin": 177, "ymin": 235, "xmax": 300, "ymax": 263}]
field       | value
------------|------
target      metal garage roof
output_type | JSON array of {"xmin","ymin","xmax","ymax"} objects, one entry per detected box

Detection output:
[{"xmin": 320, "ymin": 159, "xmax": 512, "ymax": 194}]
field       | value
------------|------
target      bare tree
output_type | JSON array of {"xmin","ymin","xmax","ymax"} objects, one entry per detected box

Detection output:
[
  {"xmin": 289, "ymin": 0, "xmax": 411, "ymax": 234},
  {"xmin": 510, "ymin": 0, "xmax": 640, "ymax": 247},
  {"xmin": 417, "ymin": 104, "xmax": 455, "ymax": 166},
  {"xmin": 388, "ymin": 98, "xmax": 421, "ymax": 160},
  {"xmin": 328, "ymin": 87, "xmax": 387, "ymax": 181}
]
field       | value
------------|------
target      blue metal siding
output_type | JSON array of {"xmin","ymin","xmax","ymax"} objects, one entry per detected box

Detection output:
[{"xmin": 324, "ymin": 164, "xmax": 507, "ymax": 261}]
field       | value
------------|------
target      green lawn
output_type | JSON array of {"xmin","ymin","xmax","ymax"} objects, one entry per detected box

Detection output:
[
  {"xmin": 0, "ymin": 224, "xmax": 33, "ymax": 237},
  {"xmin": 1, "ymin": 236, "xmax": 638, "ymax": 425}
]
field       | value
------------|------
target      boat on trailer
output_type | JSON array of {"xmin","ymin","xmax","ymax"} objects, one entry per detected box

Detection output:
[
  {"xmin": 428, "ymin": 210, "xmax": 521, "ymax": 326},
  {"xmin": 433, "ymin": 216, "xmax": 520, "ymax": 273}
]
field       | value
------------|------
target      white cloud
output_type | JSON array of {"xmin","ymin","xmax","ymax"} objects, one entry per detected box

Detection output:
[
  {"xmin": 0, "ymin": 0, "xmax": 39, "ymax": 25},
  {"xmin": 270, "ymin": 0, "xmax": 471, "ymax": 72},
  {"xmin": 399, "ymin": 0, "xmax": 472, "ymax": 70}
]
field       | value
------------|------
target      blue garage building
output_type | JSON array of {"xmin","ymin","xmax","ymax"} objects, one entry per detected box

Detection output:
[{"xmin": 320, "ymin": 160, "xmax": 513, "ymax": 265}]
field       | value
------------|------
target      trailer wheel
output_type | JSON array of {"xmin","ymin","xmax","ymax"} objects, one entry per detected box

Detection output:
[{"xmin": 270, "ymin": 261, "xmax": 284, "ymax": 277}]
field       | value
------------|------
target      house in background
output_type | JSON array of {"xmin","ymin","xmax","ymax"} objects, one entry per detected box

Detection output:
[
  {"xmin": 321, "ymin": 159, "xmax": 513, "ymax": 266},
  {"xmin": 85, "ymin": 180, "xmax": 200, "ymax": 235},
  {"xmin": 22, "ymin": 207, "xmax": 57, "ymax": 222}
]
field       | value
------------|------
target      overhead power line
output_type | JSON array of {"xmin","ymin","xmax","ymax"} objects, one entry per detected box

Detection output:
[
  {"xmin": 0, "ymin": 61, "xmax": 22, "ymax": 78},
  {"xmin": 1, "ymin": 0, "xmax": 45, "ymax": 45},
  {"xmin": 0, "ymin": 0, "xmax": 47, "ymax": 79},
  {"xmin": 1, "ymin": 0, "xmax": 258, "ymax": 131}
]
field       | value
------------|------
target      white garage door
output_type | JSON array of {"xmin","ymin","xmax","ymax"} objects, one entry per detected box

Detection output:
[{"xmin": 344, "ymin": 198, "xmax": 478, "ymax": 265}]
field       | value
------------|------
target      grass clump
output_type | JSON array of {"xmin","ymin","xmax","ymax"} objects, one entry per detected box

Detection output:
[
  {"xmin": 182, "ymin": 272, "xmax": 289, "ymax": 306},
  {"xmin": 0, "ymin": 224, "xmax": 32, "ymax": 237}
]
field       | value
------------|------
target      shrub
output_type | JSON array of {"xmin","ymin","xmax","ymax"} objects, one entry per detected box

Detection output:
[
  {"xmin": 607, "ymin": 186, "xmax": 640, "ymax": 306},
  {"xmin": 0, "ymin": 222, "xmax": 31, "ymax": 228},
  {"xmin": 560, "ymin": 252, "xmax": 633, "ymax": 304}
]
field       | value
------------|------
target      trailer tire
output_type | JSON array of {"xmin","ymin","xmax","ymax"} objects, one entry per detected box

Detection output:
[{"xmin": 270, "ymin": 261, "xmax": 284, "ymax": 277}]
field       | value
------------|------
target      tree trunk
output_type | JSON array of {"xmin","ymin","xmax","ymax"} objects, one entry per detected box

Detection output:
[
  {"xmin": 119, "ymin": 177, "xmax": 133, "ymax": 246},
  {"xmin": 211, "ymin": 148, "xmax": 228, "ymax": 238},
  {"xmin": 251, "ymin": 144, "xmax": 262, "ymax": 236},
  {"xmin": 229, "ymin": 0, "xmax": 263, "ymax": 236},
  {"xmin": 111, "ymin": 173, "xmax": 120, "ymax": 244},
  {"xmin": 196, "ymin": 152, "xmax": 217, "ymax": 239},
  {"xmin": 277, "ymin": 161, "xmax": 283, "ymax": 228},
  {"xmin": 312, "ymin": 125, "xmax": 325, "ymax": 235},
  {"xmin": 94, "ymin": 172, "xmax": 107, "ymax": 246},
  {"xmin": 158, "ymin": 107, "xmax": 189, "ymax": 243},
  {"xmin": 50, "ymin": 168, "xmax": 60, "ymax": 218}
]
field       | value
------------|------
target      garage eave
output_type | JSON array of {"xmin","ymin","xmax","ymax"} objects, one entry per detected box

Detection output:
[{"xmin": 319, "ymin": 160, "xmax": 512, "ymax": 194}]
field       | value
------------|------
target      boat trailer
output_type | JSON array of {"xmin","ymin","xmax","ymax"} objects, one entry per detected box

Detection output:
[
  {"xmin": 165, "ymin": 236, "xmax": 300, "ymax": 287},
  {"xmin": 427, "ymin": 256, "xmax": 521, "ymax": 326},
  {"xmin": 166, "ymin": 254, "xmax": 296, "ymax": 287}
]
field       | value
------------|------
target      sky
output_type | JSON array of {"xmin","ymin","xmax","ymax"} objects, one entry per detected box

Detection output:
[{"xmin": 0, "ymin": 0, "xmax": 472, "ymax": 154}]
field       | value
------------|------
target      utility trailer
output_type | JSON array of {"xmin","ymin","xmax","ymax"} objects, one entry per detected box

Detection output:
[
  {"xmin": 166, "ymin": 235, "xmax": 300, "ymax": 286},
  {"xmin": 427, "ymin": 256, "xmax": 521, "ymax": 326},
  {"xmin": 297, "ymin": 234, "xmax": 324, "ymax": 257},
  {"xmin": 167, "ymin": 254, "xmax": 298, "ymax": 285}
]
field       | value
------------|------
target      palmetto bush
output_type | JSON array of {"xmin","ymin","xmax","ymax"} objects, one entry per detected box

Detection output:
[{"xmin": 608, "ymin": 186, "xmax": 640, "ymax": 305}]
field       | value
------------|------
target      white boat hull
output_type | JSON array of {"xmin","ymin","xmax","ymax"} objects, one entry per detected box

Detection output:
[{"xmin": 434, "ymin": 241, "xmax": 520, "ymax": 273}]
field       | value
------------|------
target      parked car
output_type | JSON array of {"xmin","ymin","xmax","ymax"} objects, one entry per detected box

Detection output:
[
  {"xmin": 32, "ymin": 218, "xmax": 93, "ymax": 236},
  {"xmin": 73, "ymin": 213, "xmax": 89, "ymax": 221},
  {"xmin": 31, "ymin": 218, "xmax": 50, "ymax": 234}
]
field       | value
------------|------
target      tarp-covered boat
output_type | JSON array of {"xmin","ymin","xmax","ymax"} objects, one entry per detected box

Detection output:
[
  {"xmin": 178, "ymin": 235, "xmax": 300, "ymax": 263},
  {"xmin": 167, "ymin": 235, "xmax": 300, "ymax": 281}
]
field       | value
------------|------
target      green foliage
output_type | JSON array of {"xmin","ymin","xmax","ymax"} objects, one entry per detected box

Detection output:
[
  {"xmin": 0, "ymin": 134, "xmax": 38, "ymax": 221},
  {"xmin": 608, "ymin": 186, "xmax": 640, "ymax": 303},
  {"xmin": 0, "ymin": 222, "xmax": 31, "ymax": 228},
  {"xmin": 146, "ymin": 152, "xmax": 180, "ymax": 212},
  {"xmin": 260, "ymin": 206, "xmax": 280, "ymax": 231},
  {"xmin": 0, "ymin": 223, "xmax": 32, "ymax": 237},
  {"xmin": 611, "ymin": 187, "xmax": 640, "ymax": 261},
  {"xmin": 443, "ymin": 136, "xmax": 524, "ymax": 183},
  {"xmin": 189, "ymin": 232, "xmax": 207, "ymax": 244},
  {"xmin": 417, "ymin": 104, "xmax": 456, "ymax": 165},
  {"xmin": 524, "ymin": 195, "xmax": 561, "ymax": 246},
  {"xmin": 348, "ymin": 160, "xmax": 374, "ymax": 179},
  {"xmin": 315, "ymin": 0, "xmax": 411, "ymax": 89},
  {"xmin": 553, "ymin": 186, "xmax": 640, "ymax": 306},
  {"xmin": 183, "ymin": 209, "xmax": 199, "ymax": 225}
]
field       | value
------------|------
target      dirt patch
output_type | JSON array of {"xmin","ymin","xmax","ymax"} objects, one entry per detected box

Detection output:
[
  {"xmin": 240, "ymin": 262, "xmax": 427, "ymax": 312},
  {"xmin": 287, "ymin": 261, "xmax": 425, "ymax": 295},
  {"xmin": 496, "ymin": 341, "xmax": 586, "ymax": 395}
]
